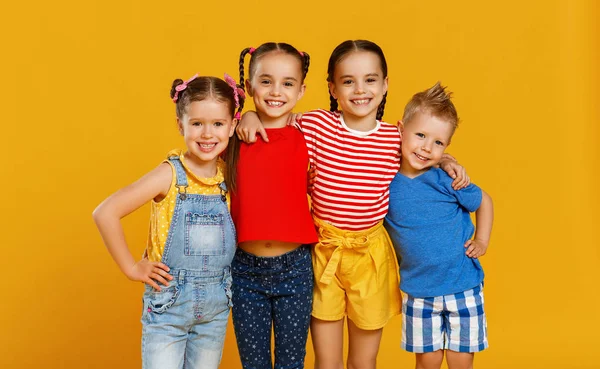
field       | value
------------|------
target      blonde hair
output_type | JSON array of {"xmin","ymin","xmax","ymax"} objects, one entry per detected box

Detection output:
[{"xmin": 403, "ymin": 82, "xmax": 459, "ymax": 133}]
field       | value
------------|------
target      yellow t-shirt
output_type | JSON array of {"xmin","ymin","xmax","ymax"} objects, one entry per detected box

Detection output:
[{"xmin": 146, "ymin": 149, "xmax": 229, "ymax": 262}]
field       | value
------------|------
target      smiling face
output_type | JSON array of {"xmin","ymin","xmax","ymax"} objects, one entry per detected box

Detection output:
[
  {"xmin": 399, "ymin": 111, "xmax": 455, "ymax": 178},
  {"xmin": 177, "ymin": 98, "xmax": 236, "ymax": 168},
  {"xmin": 329, "ymin": 51, "xmax": 388, "ymax": 123},
  {"xmin": 246, "ymin": 51, "xmax": 305, "ymax": 126}
]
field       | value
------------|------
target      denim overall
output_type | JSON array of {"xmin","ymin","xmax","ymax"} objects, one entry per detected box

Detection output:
[{"xmin": 141, "ymin": 156, "xmax": 236, "ymax": 369}]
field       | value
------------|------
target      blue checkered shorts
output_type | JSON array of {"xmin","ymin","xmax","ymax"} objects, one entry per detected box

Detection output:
[{"xmin": 401, "ymin": 284, "xmax": 488, "ymax": 353}]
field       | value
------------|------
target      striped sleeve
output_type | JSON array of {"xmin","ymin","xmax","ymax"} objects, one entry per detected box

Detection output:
[{"xmin": 301, "ymin": 109, "xmax": 401, "ymax": 230}]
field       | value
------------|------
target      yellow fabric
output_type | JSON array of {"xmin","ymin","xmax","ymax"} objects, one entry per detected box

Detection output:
[
  {"xmin": 146, "ymin": 149, "xmax": 228, "ymax": 262},
  {"xmin": 311, "ymin": 216, "xmax": 402, "ymax": 330}
]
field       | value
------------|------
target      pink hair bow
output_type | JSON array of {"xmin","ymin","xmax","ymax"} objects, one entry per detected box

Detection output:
[
  {"xmin": 224, "ymin": 73, "xmax": 245, "ymax": 119},
  {"xmin": 172, "ymin": 73, "xmax": 199, "ymax": 103}
]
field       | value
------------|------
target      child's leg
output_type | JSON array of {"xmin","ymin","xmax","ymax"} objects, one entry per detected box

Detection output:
[
  {"xmin": 231, "ymin": 256, "xmax": 275, "ymax": 369},
  {"xmin": 445, "ymin": 351, "xmax": 474, "ymax": 369},
  {"xmin": 272, "ymin": 246, "xmax": 314, "ymax": 369},
  {"xmin": 347, "ymin": 319, "xmax": 383, "ymax": 369},
  {"xmin": 415, "ymin": 351, "xmax": 444, "ymax": 369},
  {"xmin": 185, "ymin": 280, "xmax": 231, "ymax": 369},
  {"xmin": 311, "ymin": 317, "xmax": 345, "ymax": 369}
]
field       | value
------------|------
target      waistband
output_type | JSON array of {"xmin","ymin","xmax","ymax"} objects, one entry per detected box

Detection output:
[
  {"xmin": 314, "ymin": 215, "xmax": 384, "ymax": 242},
  {"xmin": 234, "ymin": 245, "xmax": 310, "ymax": 268},
  {"xmin": 169, "ymin": 267, "xmax": 231, "ymax": 284}
]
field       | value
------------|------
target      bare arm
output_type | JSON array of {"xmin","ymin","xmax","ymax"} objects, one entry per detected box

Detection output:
[
  {"xmin": 464, "ymin": 190, "xmax": 494, "ymax": 258},
  {"xmin": 92, "ymin": 162, "xmax": 174, "ymax": 290},
  {"xmin": 438, "ymin": 153, "xmax": 471, "ymax": 190}
]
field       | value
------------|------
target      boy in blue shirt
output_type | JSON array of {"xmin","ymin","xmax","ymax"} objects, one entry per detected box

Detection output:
[{"xmin": 384, "ymin": 82, "xmax": 494, "ymax": 369}]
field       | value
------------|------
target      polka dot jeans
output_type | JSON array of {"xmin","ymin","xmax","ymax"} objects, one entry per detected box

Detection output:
[{"xmin": 231, "ymin": 245, "xmax": 314, "ymax": 369}]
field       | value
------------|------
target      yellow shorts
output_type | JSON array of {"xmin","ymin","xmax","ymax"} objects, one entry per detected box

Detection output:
[{"xmin": 311, "ymin": 216, "xmax": 401, "ymax": 330}]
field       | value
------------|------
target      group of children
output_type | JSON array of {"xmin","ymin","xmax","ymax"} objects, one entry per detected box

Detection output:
[{"xmin": 93, "ymin": 40, "xmax": 494, "ymax": 369}]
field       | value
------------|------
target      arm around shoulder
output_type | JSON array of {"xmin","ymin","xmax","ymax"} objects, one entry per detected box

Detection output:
[{"xmin": 92, "ymin": 162, "xmax": 173, "ymax": 289}]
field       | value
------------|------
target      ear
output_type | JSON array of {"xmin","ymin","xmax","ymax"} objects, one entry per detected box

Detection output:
[
  {"xmin": 177, "ymin": 118, "xmax": 184, "ymax": 136},
  {"xmin": 229, "ymin": 118, "xmax": 238, "ymax": 138},
  {"xmin": 245, "ymin": 79, "xmax": 253, "ymax": 97},
  {"xmin": 383, "ymin": 76, "xmax": 389, "ymax": 95},
  {"xmin": 397, "ymin": 119, "xmax": 404, "ymax": 134},
  {"xmin": 297, "ymin": 84, "xmax": 306, "ymax": 101},
  {"xmin": 328, "ymin": 81, "xmax": 337, "ymax": 99}
]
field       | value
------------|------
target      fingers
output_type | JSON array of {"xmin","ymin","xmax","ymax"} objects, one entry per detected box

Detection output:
[
  {"xmin": 154, "ymin": 262, "xmax": 171, "ymax": 273},
  {"xmin": 151, "ymin": 272, "xmax": 170, "ymax": 286},
  {"xmin": 145, "ymin": 277, "xmax": 162, "ymax": 291},
  {"xmin": 257, "ymin": 126, "xmax": 269, "ymax": 143}
]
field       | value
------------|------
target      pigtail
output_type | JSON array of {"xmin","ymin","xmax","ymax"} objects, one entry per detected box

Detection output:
[
  {"xmin": 376, "ymin": 92, "xmax": 387, "ymax": 121},
  {"xmin": 300, "ymin": 51, "xmax": 311, "ymax": 79},
  {"xmin": 329, "ymin": 93, "xmax": 338, "ymax": 113}
]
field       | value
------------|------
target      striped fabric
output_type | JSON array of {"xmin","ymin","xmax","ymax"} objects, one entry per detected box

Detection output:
[
  {"xmin": 300, "ymin": 109, "xmax": 401, "ymax": 231},
  {"xmin": 401, "ymin": 284, "xmax": 488, "ymax": 353}
]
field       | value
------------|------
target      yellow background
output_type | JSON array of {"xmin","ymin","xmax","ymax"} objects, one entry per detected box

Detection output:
[{"xmin": 1, "ymin": 1, "xmax": 598, "ymax": 368}]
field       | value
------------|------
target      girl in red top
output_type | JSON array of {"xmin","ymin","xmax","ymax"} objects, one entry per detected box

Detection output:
[{"xmin": 226, "ymin": 42, "xmax": 318, "ymax": 369}]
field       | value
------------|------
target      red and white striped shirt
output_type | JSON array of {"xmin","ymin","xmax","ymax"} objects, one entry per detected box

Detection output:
[{"xmin": 300, "ymin": 109, "xmax": 401, "ymax": 231}]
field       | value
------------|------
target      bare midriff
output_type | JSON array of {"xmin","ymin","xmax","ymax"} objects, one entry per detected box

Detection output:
[{"xmin": 238, "ymin": 240, "xmax": 303, "ymax": 257}]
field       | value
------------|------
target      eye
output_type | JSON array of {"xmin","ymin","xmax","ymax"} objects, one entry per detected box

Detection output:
[
  {"xmin": 214, "ymin": 121, "xmax": 224, "ymax": 127},
  {"xmin": 342, "ymin": 79, "xmax": 353, "ymax": 85},
  {"xmin": 435, "ymin": 140, "xmax": 444, "ymax": 146},
  {"xmin": 366, "ymin": 78, "xmax": 377, "ymax": 83},
  {"xmin": 284, "ymin": 81, "xmax": 294, "ymax": 87},
  {"xmin": 260, "ymin": 79, "xmax": 271, "ymax": 85},
  {"xmin": 415, "ymin": 133, "xmax": 425, "ymax": 138},
  {"xmin": 192, "ymin": 121, "xmax": 201, "ymax": 126}
]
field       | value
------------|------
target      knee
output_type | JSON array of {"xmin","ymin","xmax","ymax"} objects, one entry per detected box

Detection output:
[{"xmin": 347, "ymin": 357, "xmax": 377, "ymax": 369}]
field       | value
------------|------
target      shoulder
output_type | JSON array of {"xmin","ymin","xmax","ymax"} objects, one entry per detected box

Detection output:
[{"xmin": 302, "ymin": 109, "xmax": 339, "ymax": 124}]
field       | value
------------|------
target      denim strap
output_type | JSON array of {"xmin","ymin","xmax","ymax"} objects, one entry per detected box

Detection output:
[{"xmin": 168, "ymin": 156, "xmax": 188, "ymax": 199}]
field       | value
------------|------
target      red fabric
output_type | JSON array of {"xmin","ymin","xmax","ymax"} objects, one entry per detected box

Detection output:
[{"xmin": 231, "ymin": 126, "xmax": 318, "ymax": 244}]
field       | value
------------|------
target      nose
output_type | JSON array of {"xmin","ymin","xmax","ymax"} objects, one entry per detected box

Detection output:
[
  {"xmin": 270, "ymin": 83, "xmax": 281, "ymax": 96},
  {"xmin": 421, "ymin": 141, "xmax": 432, "ymax": 153},
  {"xmin": 200, "ymin": 125, "xmax": 213, "ymax": 138},
  {"xmin": 354, "ymin": 81, "xmax": 365, "ymax": 94}
]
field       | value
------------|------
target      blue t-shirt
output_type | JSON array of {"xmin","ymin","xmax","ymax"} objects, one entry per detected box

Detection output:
[{"xmin": 384, "ymin": 167, "xmax": 484, "ymax": 298}]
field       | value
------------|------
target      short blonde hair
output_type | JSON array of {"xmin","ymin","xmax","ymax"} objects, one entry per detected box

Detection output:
[{"xmin": 402, "ymin": 82, "xmax": 459, "ymax": 134}]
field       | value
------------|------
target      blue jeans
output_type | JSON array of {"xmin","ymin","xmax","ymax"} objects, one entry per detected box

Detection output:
[
  {"xmin": 232, "ymin": 245, "xmax": 314, "ymax": 369},
  {"xmin": 141, "ymin": 269, "xmax": 233, "ymax": 369}
]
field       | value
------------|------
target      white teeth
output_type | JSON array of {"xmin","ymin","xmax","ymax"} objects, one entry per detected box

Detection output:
[
  {"xmin": 352, "ymin": 99, "xmax": 370, "ymax": 105},
  {"xmin": 199, "ymin": 143, "xmax": 216, "ymax": 148},
  {"xmin": 414, "ymin": 153, "xmax": 428, "ymax": 161},
  {"xmin": 267, "ymin": 101, "xmax": 284, "ymax": 107}
]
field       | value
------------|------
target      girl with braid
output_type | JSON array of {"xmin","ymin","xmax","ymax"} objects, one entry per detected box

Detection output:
[
  {"xmin": 227, "ymin": 42, "xmax": 318, "ymax": 369},
  {"xmin": 237, "ymin": 40, "xmax": 470, "ymax": 369}
]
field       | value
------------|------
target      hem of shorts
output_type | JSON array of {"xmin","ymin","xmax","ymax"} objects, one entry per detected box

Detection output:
[
  {"xmin": 446, "ymin": 342, "xmax": 489, "ymax": 353},
  {"xmin": 401, "ymin": 341, "xmax": 444, "ymax": 353},
  {"xmin": 311, "ymin": 311, "xmax": 346, "ymax": 322},
  {"xmin": 347, "ymin": 309, "xmax": 401, "ymax": 331}
]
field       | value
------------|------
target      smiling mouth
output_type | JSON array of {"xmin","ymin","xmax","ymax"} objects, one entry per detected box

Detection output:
[
  {"xmin": 197, "ymin": 142, "xmax": 217, "ymax": 152},
  {"xmin": 351, "ymin": 99, "xmax": 371, "ymax": 105},
  {"xmin": 266, "ymin": 100, "xmax": 285, "ymax": 107},
  {"xmin": 414, "ymin": 153, "xmax": 429, "ymax": 161}
]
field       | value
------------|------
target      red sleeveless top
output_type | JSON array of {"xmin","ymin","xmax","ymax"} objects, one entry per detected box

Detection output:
[{"xmin": 231, "ymin": 126, "xmax": 318, "ymax": 244}]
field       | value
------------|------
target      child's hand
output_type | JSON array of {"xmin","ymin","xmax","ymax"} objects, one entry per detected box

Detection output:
[
  {"xmin": 287, "ymin": 112, "xmax": 304, "ymax": 128},
  {"xmin": 439, "ymin": 154, "xmax": 470, "ymax": 190},
  {"xmin": 464, "ymin": 239, "xmax": 488, "ymax": 258},
  {"xmin": 126, "ymin": 258, "xmax": 172, "ymax": 291},
  {"xmin": 236, "ymin": 111, "xmax": 269, "ymax": 143},
  {"xmin": 307, "ymin": 164, "xmax": 317, "ymax": 194}
]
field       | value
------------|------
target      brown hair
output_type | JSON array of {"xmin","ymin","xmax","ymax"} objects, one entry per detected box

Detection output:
[
  {"xmin": 402, "ymin": 82, "xmax": 459, "ymax": 134},
  {"xmin": 327, "ymin": 40, "xmax": 388, "ymax": 121},
  {"xmin": 169, "ymin": 76, "xmax": 244, "ymax": 190},
  {"xmin": 226, "ymin": 42, "xmax": 311, "ymax": 193}
]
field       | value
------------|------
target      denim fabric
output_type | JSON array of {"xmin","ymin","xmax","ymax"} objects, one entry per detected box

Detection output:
[
  {"xmin": 232, "ymin": 245, "xmax": 313, "ymax": 369},
  {"xmin": 141, "ymin": 156, "xmax": 236, "ymax": 369}
]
